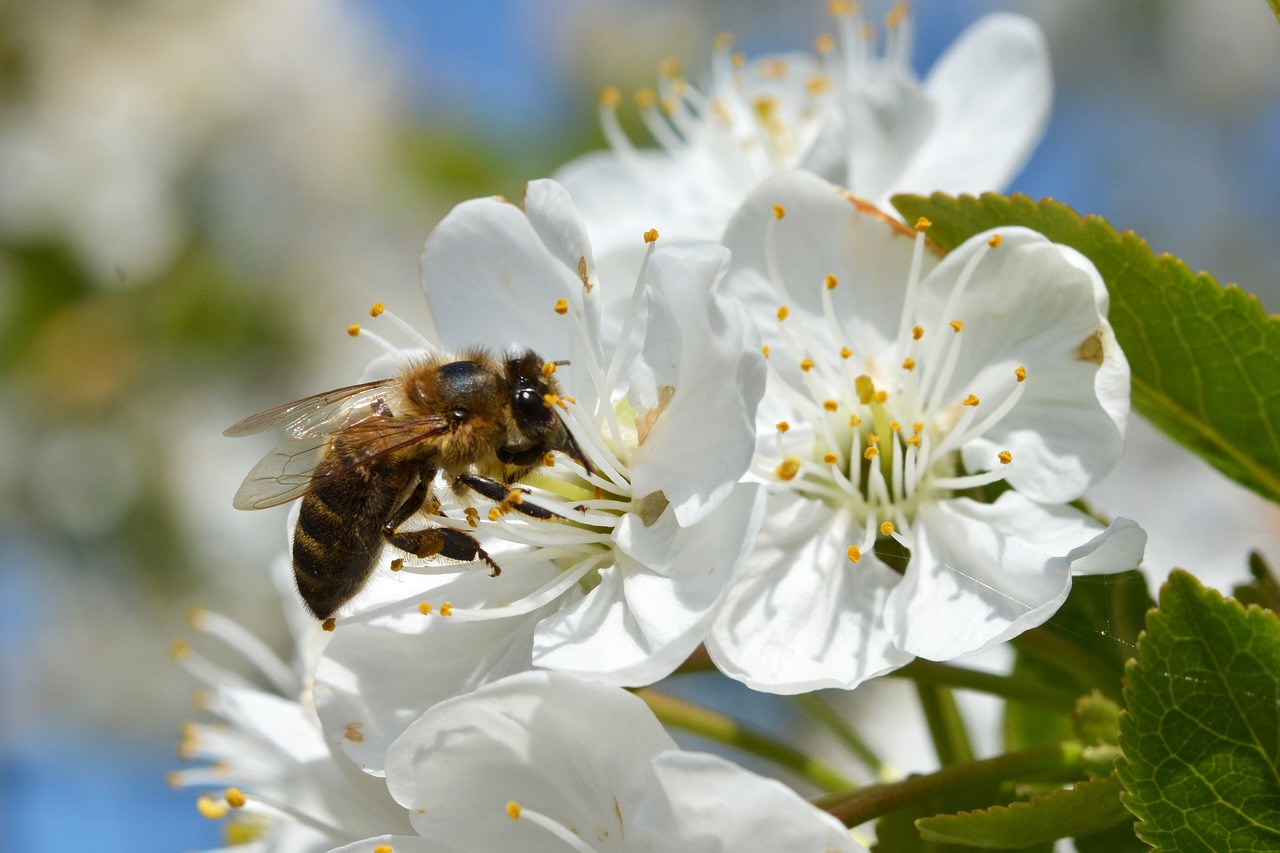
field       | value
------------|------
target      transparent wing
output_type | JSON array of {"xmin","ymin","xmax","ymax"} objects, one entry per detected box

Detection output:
[
  {"xmin": 224, "ymin": 379, "xmax": 400, "ymax": 439},
  {"xmin": 230, "ymin": 413, "xmax": 453, "ymax": 510}
]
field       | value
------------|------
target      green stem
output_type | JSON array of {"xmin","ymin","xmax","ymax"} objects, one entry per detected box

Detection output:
[
  {"xmin": 1011, "ymin": 628, "xmax": 1119, "ymax": 698},
  {"xmin": 816, "ymin": 741, "xmax": 1086, "ymax": 828},
  {"xmin": 915, "ymin": 683, "xmax": 973, "ymax": 766},
  {"xmin": 637, "ymin": 689, "xmax": 855, "ymax": 794},
  {"xmin": 893, "ymin": 659, "xmax": 1080, "ymax": 712},
  {"xmin": 791, "ymin": 693, "xmax": 885, "ymax": 777}
]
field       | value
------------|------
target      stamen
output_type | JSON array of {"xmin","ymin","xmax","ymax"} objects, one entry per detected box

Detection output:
[
  {"xmin": 366, "ymin": 302, "xmax": 433, "ymax": 349},
  {"xmin": 776, "ymin": 456, "xmax": 802, "ymax": 480},
  {"xmin": 932, "ymin": 466, "xmax": 1010, "ymax": 491},
  {"xmin": 847, "ymin": 545, "xmax": 861, "ymax": 562},
  {"xmin": 226, "ymin": 789, "xmax": 348, "ymax": 842},
  {"xmin": 186, "ymin": 608, "xmax": 298, "ymax": 697},
  {"xmin": 347, "ymin": 324, "xmax": 398, "ymax": 356},
  {"xmin": 603, "ymin": 235, "xmax": 657, "ymax": 397},
  {"xmin": 507, "ymin": 801, "xmax": 598, "ymax": 853},
  {"xmin": 436, "ymin": 554, "xmax": 606, "ymax": 621}
]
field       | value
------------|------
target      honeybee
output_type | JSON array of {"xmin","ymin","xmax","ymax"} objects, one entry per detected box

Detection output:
[{"xmin": 225, "ymin": 349, "xmax": 587, "ymax": 620}]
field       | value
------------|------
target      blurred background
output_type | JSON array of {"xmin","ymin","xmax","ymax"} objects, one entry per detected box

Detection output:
[{"xmin": 1, "ymin": 0, "xmax": 1277, "ymax": 848}]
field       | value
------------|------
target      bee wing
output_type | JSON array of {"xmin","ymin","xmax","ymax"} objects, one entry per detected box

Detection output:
[
  {"xmin": 230, "ymin": 413, "xmax": 454, "ymax": 510},
  {"xmin": 224, "ymin": 379, "xmax": 401, "ymax": 439}
]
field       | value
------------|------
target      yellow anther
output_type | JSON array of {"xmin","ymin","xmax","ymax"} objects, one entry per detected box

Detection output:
[
  {"xmin": 633, "ymin": 87, "xmax": 656, "ymax": 109},
  {"xmin": 600, "ymin": 86, "xmax": 621, "ymax": 107},
  {"xmin": 169, "ymin": 639, "xmax": 190, "ymax": 660},
  {"xmin": 890, "ymin": 421, "xmax": 901, "ymax": 432},
  {"xmin": 369, "ymin": 302, "xmax": 385, "ymax": 317},
  {"xmin": 906, "ymin": 434, "xmax": 921, "ymax": 447},
  {"xmin": 390, "ymin": 558, "xmax": 404, "ymax": 572},
  {"xmin": 881, "ymin": 521, "xmax": 895, "ymax": 536},
  {"xmin": 322, "ymin": 618, "xmax": 336, "ymax": 632},
  {"xmin": 988, "ymin": 233, "xmax": 1003, "ymax": 248},
  {"xmin": 998, "ymin": 450, "xmax": 1013, "ymax": 465},
  {"xmin": 950, "ymin": 320, "xmax": 964, "ymax": 333},
  {"xmin": 543, "ymin": 393, "xmax": 561, "ymax": 409},
  {"xmin": 806, "ymin": 75, "xmax": 831, "ymax": 95},
  {"xmin": 488, "ymin": 507, "xmax": 504, "ymax": 521},
  {"xmin": 731, "ymin": 51, "xmax": 746, "ymax": 70},
  {"xmin": 823, "ymin": 400, "xmax": 838, "ymax": 412},
  {"xmin": 866, "ymin": 433, "xmax": 880, "ymax": 445},
  {"xmin": 777, "ymin": 305, "xmax": 789, "ymax": 321},
  {"xmin": 225, "ymin": 788, "xmax": 246, "ymax": 809},
  {"xmin": 644, "ymin": 228, "xmax": 659, "ymax": 243},
  {"xmin": 541, "ymin": 452, "xmax": 556, "ymax": 468},
  {"xmin": 772, "ymin": 204, "xmax": 785, "ymax": 220},
  {"xmin": 848, "ymin": 414, "xmax": 862, "ymax": 427},
  {"xmin": 554, "ymin": 299, "xmax": 569, "ymax": 315},
  {"xmin": 839, "ymin": 346, "xmax": 852, "ymax": 359},
  {"xmin": 963, "ymin": 394, "xmax": 980, "ymax": 407},
  {"xmin": 347, "ymin": 324, "xmax": 361, "ymax": 337},
  {"xmin": 507, "ymin": 801, "xmax": 523, "ymax": 820},
  {"xmin": 875, "ymin": 390, "xmax": 888, "ymax": 403},
  {"xmin": 800, "ymin": 358, "xmax": 816, "ymax": 372},
  {"xmin": 762, "ymin": 345, "xmax": 771, "ymax": 358},
  {"xmin": 902, "ymin": 357, "xmax": 916, "ymax": 371},
  {"xmin": 418, "ymin": 602, "xmax": 436, "ymax": 616},
  {"xmin": 776, "ymin": 421, "xmax": 790, "ymax": 433},
  {"xmin": 505, "ymin": 489, "xmax": 524, "ymax": 505},
  {"xmin": 864, "ymin": 447, "xmax": 879, "ymax": 459},
  {"xmin": 714, "ymin": 31, "xmax": 734, "ymax": 53},
  {"xmin": 825, "ymin": 274, "xmax": 838, "ymax": 290},
  {"xmin": 914, "ymin": 216, "xmax": 932, "ymax": 232},
  {"xmin": 440, "ymin": 602, "xmax": 454, "ymax": 617},
  {"xmin": 762, "ymin": 58, "xmax": 789, "ymax": 78},
  {"xmin": 913, "ymin": 422, "xmax": 923, "ymax": 433},
  {"xmin": 814, "ymin": 33, "xmax": 837, "ymax": 54},
  {"xmin": 775, "ymin": 456, "xmax": 802, "ymax": 481},
  {"xmin": 860, "ymin": 21, "xmax": 876, "ymax": 41},
  {"xmin": 659, "ymin": 56, "xmax": 682, "ymax": 77},
  {"xmin": 197, "ymin": 796, "xmax": 229, "ymax": 820},
  {"xmin": 828, "ymin": 0, "xmax": 855, "ymax": 16},
  {"xmin": 823, "ymin": 452, "xmax": 838, "ymax": 464},
  {"xmin": 542, "ymin": 362, "xmax": 557, "ymax": 377},
  {"xmin": 847, "ymin": 545, "xmax": 862, "ymax": 563},
  {"xmin": 185, "ymin": 606, "xmax": 206, "ymax": 628},
  {"xmin": 166, "ymin": 771, "xmax": 181, "ymax": 789},
  {"xmin": 374, "ymin": 846, "xmax": 394, "ymax": 853},
  {"xmin": 912, "ymin": 325, "xmax": 924, "ymax": 340},
  {"xmin": 855, "ymin": 374, "xmax": 875, "ymax": 404},
  {"xmin": 885, "ymin": 2, "xmax": 907, "ymax": 29},
  {"xmin": 1015, "ymin": 365, "xmax": 1027, "ymax": 382}
]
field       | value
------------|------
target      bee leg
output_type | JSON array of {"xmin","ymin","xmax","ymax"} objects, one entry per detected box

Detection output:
[
  {"xmin": 383, "ymin": 526, "xmax": 503, "ymax": 577},
  {"xmin": 455, "ymin": 473, "xmax": 560, "ymax": 520}
]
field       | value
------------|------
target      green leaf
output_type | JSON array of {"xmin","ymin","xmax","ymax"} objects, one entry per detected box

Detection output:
[
  {"xmin": 892, "ymin": 193, "xmax": 1280, "ymax": 506},
  {"xmin": 916, "ymin": 775, "xmax": 1130, "ymax": 848},
  {"xmin": 1117, "ymin": 570, "xmax": 1280, "ymax": 851}
]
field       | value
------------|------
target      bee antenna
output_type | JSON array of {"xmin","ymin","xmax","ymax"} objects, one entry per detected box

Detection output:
[{"xmin": 553, "ymin": 359, "xmax": 571, "ymax": 367}]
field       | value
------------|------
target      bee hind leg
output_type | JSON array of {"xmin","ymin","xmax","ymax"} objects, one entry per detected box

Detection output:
[
  {"xmin": 455, "ymin": 472, "xmax": 560, "ymax": 520},
  {"xmin": 383, "ymin": 525, "xmax": 502, "ymax": 577}
]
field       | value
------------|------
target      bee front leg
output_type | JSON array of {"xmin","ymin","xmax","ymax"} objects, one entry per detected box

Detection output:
[{"xmin": 454, "ymin": 472, "xmax": 559, "ymax": 520}]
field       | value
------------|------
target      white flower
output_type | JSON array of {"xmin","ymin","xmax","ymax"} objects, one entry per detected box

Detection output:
[
  {"xmin": 707, "ymin": 171, "xmax": 1146, "ymax": 693},
  {"xmin": 170, "ymin": 558, "xmax": 412, "ymax": 851},
  {"xmin": 328, "ymin": 671, "xmax": 867, "ymax": 853},
  {"xmin": 312, "ymin": 179, "xmax": 765, "ymax": 772},
  {"xmin": 554, "ymin": 7, "xmax": 1051, "ymax": 286}
]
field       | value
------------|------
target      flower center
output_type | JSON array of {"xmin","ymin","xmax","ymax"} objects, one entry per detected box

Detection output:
[{"xmin": 757, "ymin": 212, "xmax": 1024, "ymax": 563}]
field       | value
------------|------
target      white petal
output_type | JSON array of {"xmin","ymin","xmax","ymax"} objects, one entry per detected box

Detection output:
[
  {"xmin": 313, "ymin": 562, "xmax": 560, "ymax": 774},
  {"xmin": 632, "ymin": 752, "xmax": 867, "ymax": 852},
  {"xmin": 707, "ymin": 494, "xmax": 912, "ymax": 692},
  {"xmin": 895, "ymin": 13, "xmax": 1052, "ymax": 197},
  {"xmin": 885, "ymin": 494, "xmax": 1142, "ymax": 660},
  {"xmin": 532, "ymin": 484, "xmax": 765, "ymax": 686},
  {"xmin": 385, "ymin": 671, "xmax": 676, "ymax": 850},
  {"xmin": 328, "ymin": 837, "xmax": 443, "ymax": 853},
  {"xmin": 628, "ymin": 243, "xmax": 765, "ymax": 525},
  {"xmin": 916, "ymin": 226, "xmax": 1129, "ymax": 501},
  {"xmin": 419, "ymin": 196, "xmax": 603, "ymax": 410},
  {"xmin": 719, "ymin": 171, "xmax": 936, "ymax": 384},
  {"xmin": 842, "ymin": 71, "xmax": 935, "ymax": 205}
]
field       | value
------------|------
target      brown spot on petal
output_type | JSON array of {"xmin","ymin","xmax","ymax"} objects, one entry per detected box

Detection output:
[
  {"xmin": 578, "ymin": 255, "xmax": 593, "ymax": 292},
  {"xmin": 1077, "ymin": 331, "xmax": 1105, "ymax": 365},
  {"xmin": 636, "ymin": 385, "xmax": 676, "ymax": 445},
  {"xmin": 344, "ymin": 722, "xmax": 364, "ymax": 742}
]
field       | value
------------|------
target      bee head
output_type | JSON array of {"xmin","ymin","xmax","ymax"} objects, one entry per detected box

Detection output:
[{"xmin": 501, "ymin": 350, "xmax": 590, "ymax": 472}]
